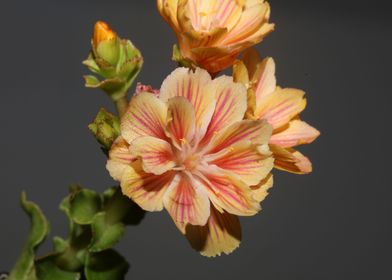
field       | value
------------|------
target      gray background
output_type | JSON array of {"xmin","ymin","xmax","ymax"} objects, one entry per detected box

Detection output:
[{"xmin": 1, "ymin": 0, "xmax": 391, "ymax": 279}]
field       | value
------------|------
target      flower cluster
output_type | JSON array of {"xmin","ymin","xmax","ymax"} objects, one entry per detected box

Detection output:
[{"xmin": 86, "ymin": 0, "xmax": 319, "ymax": 258}]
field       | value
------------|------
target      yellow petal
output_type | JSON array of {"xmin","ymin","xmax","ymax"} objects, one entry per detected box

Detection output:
[
  {"xmin": 206, "ymin": 141, "xmax": 274, "ymax": 186},
  {"xmin": 197, "ymin": 166, "xmax": 260, "ymax": 216},
  {"xmin": 166, "ymin": 97, "xmax": 196, "ymax": 146},
  {"xmin": 270, "ymin": 145, "xmax": 313, "ymax": 174},
  {"xmin": 129, "ymin": 136, "xmax": 176, "ymax": 175},
  {"xmin": 241, "ymin": 47, "xmax": 262, "ymax": 81},
  {"xmin": 160, "ymin": 68, "xmax": 216, "ymax": 139},
  {"xmin": 255, "ymin": 88, "xmax": 306, "ymax": 130},
  {"xmin": 106, "ymin": 137, "xmax": 134, "ymax": 182},
  {"xmin": 206, "ymin": 119, "xmax": 272, "ymax": 155},
  {"xmin": 121, "ymin": 92, "xmax": 168, "ymax": 144},
  {"xmin": 164, "ymin": 173, "xmax": 211, "ymax": 227},
  {"xmin": 201, "ymin": 75, "xmax": 247, "ymax": 144},
  {"xmin": 93, "ymin": 21, "xmax": 117, "ymax": 47},
  {"xmin": 270, "ymin": 119, "xmax": 320, "ymax": 148},
  {"xmin": 252, "ymin": 57, "xmax": 276, "ymax": 110},
  {"xmin": 184, "ymin": 206, "xmax": 241, "ymax": 257},
  {"xmin": 121, "ymin": 161, "xmax": 175, "ymax": 212},
  {"xmin": 233, "ymin": 59, "xmax": 250, "ymax": 86},
  {"xmin": 157, "ymin": 0, "xmax": 180, "ymax": 32},
  {"xmin": 251, "ymin": 174, "xmax": 273, "ymax": 203}
]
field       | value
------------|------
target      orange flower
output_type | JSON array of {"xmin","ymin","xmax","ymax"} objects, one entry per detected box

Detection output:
[
  {"xmin": 107, "ymin": 67, "xmax": 274, "ymax": 256},
  {"xmin": 157, "ymin": 0, "xmax": 274, "ymax": 74},
  {"xmin": 93, "ymin": 21, "xmax": 117, "ymax": 47},
  {"xmin": 234, "ymin": 49, "xmax": 320, "ymax": 174}
]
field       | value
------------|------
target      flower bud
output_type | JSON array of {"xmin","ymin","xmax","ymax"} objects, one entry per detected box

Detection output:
[
  {"xmin": 83, "ymin": 21, "xmax": 143, "ymax": 101},
  {"xmin": 88, "ymin": 108, "xmax": 120, "ymax": 150}
]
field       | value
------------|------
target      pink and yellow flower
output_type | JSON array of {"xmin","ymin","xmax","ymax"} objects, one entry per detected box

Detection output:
[
  {"xmin": 234, "ymin": 49, "xmax": 320, "ymax": 174},
  {"xmin": 107, "ymin": 67, "xmax": 274, "ymax": 256},
  {"xmin": 157, "ymin": 0, "xmax": 274, "ymax": 74}
]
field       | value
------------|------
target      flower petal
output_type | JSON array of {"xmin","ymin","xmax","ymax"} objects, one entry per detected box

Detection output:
[
  {"xmin": 251, "ymin": 174, "xmax": 273, "ymax": 203},
  {"xmin": 121, "ymin": 92, "xmax": 168, "ymax": 144},
  {"xmin": 206, "ymin": 119, "xmax": 272, "ymax": 155},
  {"xmin": 106, "ymin": 137, "xmax": 134, "ymax": 181},
  {"xmin": 157, "ymin": 0, "xmax": 180, "ymax": 32},
  {"xmin": 129, "ymin": 136, "xmax": 176, "ymax": 175},
  {"xmin": 164, "ymin": 173, "xmax": 211, "ymax": 227},
  {"xmin": 184, "ymin": 206, "xmax": 241, "ymax": 257},
  {"xmin": 270, "ymin": 120, "xmax": 320, "ymax": 148},
  {"xmin": 201, "ymin": 76, "xmax": 247, "ymax": 144},
  {"xmin": 255, "ymin": 88, "xmax": 306, "ymax": 130},
  {"xmin": 166, "ymin": 97, "xmax": 196, "ymax": 146},
  {"xmin": 270, "ymin": 145, "xmax": 313, "ymax": 174},
  {"xmin": 121, "ymin": 161, "xmax": 175, "ymax": 212},
  {"xmin": 252, "ymin": 57, "xmax": 276, "ymax": 110},
  {"xmin": 160, "ymin": 68, "xmax": 216, "ymax": 139},
  {"xmin": 206, "ymin": 141, "xmax": 273, "ymax": 186},
  {"xmin": 197, "ymin": 166, "xmax": 260, "ymax": 216}
]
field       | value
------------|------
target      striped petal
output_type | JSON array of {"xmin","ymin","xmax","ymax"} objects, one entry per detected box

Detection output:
[
  {"xmin": 166, "ymin": 97, "xmax": 196, "ymax": 146},
  {"xmin": 206, "ymin": 119, "xmax": 272, "ymax": 155},
  {"xmin": 106, "ymin": 137, "xmax": 134, "ymax": 181},
  {"xmin": 252, "ymin": 57, "xmax": 276, "ymax": 110},
  {"xmin": 121, "ymin": 161, "xmax": 175, "ymax": 212},
  {"xmin": 129, "ymin": 136, "xmax": 176, "ymax": 175},
  {"xmin": 206, "ymin": 141, "xmax": 273, "ymax": 186},
  {"xmin": 270, "ymin": 120, "xmax": 320, "ymax": 148},
  {"xmin": 270, "ymin": 145, "xmax": 313, "ymax": 174},
  {"xmin": 164, "ymin": 173, "xmax": 211, "ymax": 227},
  {"xmin": 160, "ymin": 68, "xmax": 216, "ymax": 139},
  {"xmin": 121, "ymin": 92, "xmax": 168, "ymax": 144},
  {"xmin": 255, "ymin": 88, "xmax": 306, "ymax": 130},
  {"xmin": 197, "ymin": 166, "xmax": 260, "ymax": 216},
  {"xmin": 202, "ymin": 75, "xmax": 247, "ymax": 144},
  {"xmin": 184, "ymin": 206, "xmax": 241, "ymax": 257}
]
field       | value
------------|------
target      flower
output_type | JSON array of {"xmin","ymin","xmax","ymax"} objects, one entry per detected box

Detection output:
[
  {"xmin": 233, "ymin": 49, "xmax": 320, "ymax": 174},
  {"xmin": 157, "ymin": 0, "xmax": 274, "ymax": 74},
  {"xmin": 107, "ymin": 67, "xmax": 274, "ymax": 256},
  {"xmin": 83, "ymin": 21, "xmax": 143, "ymax": 101}
]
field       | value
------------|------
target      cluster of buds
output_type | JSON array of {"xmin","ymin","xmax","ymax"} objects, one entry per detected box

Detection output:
[{"xmin": 83, "ymin": 21, "xmax": 143, "ymax": 102}]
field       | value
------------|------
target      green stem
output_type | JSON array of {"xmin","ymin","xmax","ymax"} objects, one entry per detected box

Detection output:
[{"xmin": 115, "ymin": 96, "xmax": 128, "ymax": 118}]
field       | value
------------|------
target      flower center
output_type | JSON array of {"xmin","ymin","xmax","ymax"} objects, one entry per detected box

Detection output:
[{"xmin": 174, "ymin": 143, "xmax": 203, "ymax": 172}]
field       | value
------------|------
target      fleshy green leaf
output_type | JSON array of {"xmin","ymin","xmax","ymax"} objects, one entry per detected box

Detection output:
[
  {"xmin": 89, "ymin": 213, "xmax": 125, "ymax": 252},
  {"xmin": 35, "ymin": 256, "xmax": 81, "ymax": 280},
  {"xmin": 85, "ymin": 250, "xmax": 129, "ymax": 280},
  {"xmin": 8, "ymin": 193, "xmax": 50, "ymax": 280},
  {"xmin": 69, "ymin": 188, "xmax": 102, "ymax": 225}
]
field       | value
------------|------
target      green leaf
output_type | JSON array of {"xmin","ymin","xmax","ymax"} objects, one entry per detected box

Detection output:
[
  {"xmin": 89, "ymin": 213, "xmax": 125, "ymax": 252},
  {"xmin": 85, "ymin": 250, "xmax": 129, "ymax": 280},
  {"xmin": 8, "ymin": 193, "xmax": 50, "ymax": 280},
  {"xmin": 69, "ymin": 188, "xmax": 102, "ymax": 225},
  {"xmin": 35, "ymin": 256, "xmax": 81, "ymax": 280}
]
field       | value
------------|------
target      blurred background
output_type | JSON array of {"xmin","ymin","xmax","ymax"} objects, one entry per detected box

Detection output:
[{"xmin": 0, "ymin": 0, "xmax": 391, "ymax": 279}]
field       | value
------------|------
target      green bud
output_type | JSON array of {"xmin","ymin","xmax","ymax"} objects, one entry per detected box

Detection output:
[{"xmin": 88, "ymin": 108, "xmax": 120, "ymax": 150}]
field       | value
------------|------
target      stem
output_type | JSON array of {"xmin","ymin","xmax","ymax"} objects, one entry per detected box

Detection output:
[{"xmin": 115, "ymin": 96, "xmax": 128, "ymax": 118}]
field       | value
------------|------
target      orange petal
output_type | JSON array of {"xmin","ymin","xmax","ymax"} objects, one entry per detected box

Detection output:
[
  {"xmin": 201, "ymin": 76, "xmax": 247, "ymax": 144},
  {"xmin": 106, "ymin": 137, "xmax": 134, "ymax": 181},
  {"xmin": 184, "ymin": 206, "xmax": 241, "ymax": 257},
  {"xmin": 197, "ymin": 166, "xmax": 260, "ymax": 216},
  {"xmin": 160, "ymin": 68, "xmax": 216, "ymax": 139},
  {"xmin": 164, "ymin": 173, "xmax": 211, "ymax": 227},
  {"xmin": 206, "ymin": 141, "xmax": 273, "ymax": 186},
  {"xmin": 241, "ymin": 48, "xmax": 262, "ymax": 81},
  {"xmin": 121, "ymin": 161, "xmax": 175, "ymax": 212},
  {"xmin": 129, "ymin": 136, "xmax": 176, "ymax": 175},
  {"xmin": 166, "ymin": 97, "xmax": 196, "ymax": 146},
  {"xmin": 255, "ymin": 88, "xmax": 306, "ymax": 130},
  {"xmin": 270, "ymin": 145, "xmax": 313, "ymax": 174},
  {"xmin": 270, "ymin": 120, "xmax": 320, "ymax": 148},
  {"xmin": 121, "ymin": 92, "xmax": 168, "ymax": 144},
  {"xmin": 206, "ymin": 119, "xmax": 272, "ymax": 155}
]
